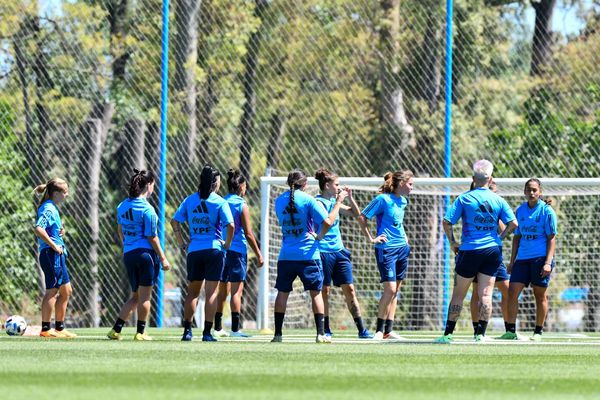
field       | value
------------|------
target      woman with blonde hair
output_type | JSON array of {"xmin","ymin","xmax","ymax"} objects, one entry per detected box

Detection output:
[{"xmin": 33, "ymin": 178, "xmax": 77, "ymax": 338}]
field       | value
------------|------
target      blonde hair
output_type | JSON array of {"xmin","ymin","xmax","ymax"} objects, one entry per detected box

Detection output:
[
  {"xmin": 380, "ymin": 170, "xmax": 414, "ymax": 194},
  {"xmin": 33, "ymin": 178, "xmax": 68, "ymax": 208}
]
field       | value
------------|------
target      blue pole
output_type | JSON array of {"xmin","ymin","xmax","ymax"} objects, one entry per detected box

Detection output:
[
  {"xmin": 442, "ymin": 0, "xmax": 453, "ymax": 327},
  {"xmin": 157, "ymin": 0, "xmax": 170, "ymax": 328}
]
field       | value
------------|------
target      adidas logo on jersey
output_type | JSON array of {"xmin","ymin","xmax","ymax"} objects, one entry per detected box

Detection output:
[
  {"xmin": 193, "ymin": 201, "xmax": 209, "ymax": 214},
  {"xmin": 120, "ymin": 208, "xmax": 134, "ymax": 221}
]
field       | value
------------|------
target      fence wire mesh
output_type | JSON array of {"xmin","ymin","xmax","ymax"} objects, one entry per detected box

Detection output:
[{"xmin": 0, "ymin": 0, "xmax": 599, "ymax": 329}]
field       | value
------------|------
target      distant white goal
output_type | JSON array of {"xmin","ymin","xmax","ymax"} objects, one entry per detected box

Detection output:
[{"xmin": 257, "ymin": 176, "xmax": 600, "ymax": 333}]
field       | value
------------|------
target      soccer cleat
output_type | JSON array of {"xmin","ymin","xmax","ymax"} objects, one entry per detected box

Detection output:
[
  {"xmin": 39, "ymin": 329, "xmax": 60, "ymax": 338},
  {"xmin": 316, "ymin": 334, "xmax": 332, "ymax": 343},
  {"xmin": 55, "ymin": 329, "xmax": 77, "ymax": 338},
  {"xmin": 373, "ymin": 331, "xmax": 384, "ymax": 340},
  {"xmin": 434, "ymin": 334, "xmax": 453, "ymax": 344},
  {"xmin": 531, "ymin": 333, "xmax": 542, "ymax": 342},
  {"xmin": 358, "ymin": 329, "xmax": 374, "ymax": 339},
  {"xmin": 497, "ymin": 331, "xmax": 519, "ymax": 340},
  {"xmin": 213, "ymin": 329, "xmax": 229, "ymax": 337},
  {"xmin": 107, "ymin": 329, "xmax": 123, "ymax": 341},
  {"xmin": 202, "ymin": 334, "xmax": 217, "ymax": 342},
  {"xmin": 324, "ymin": 331, "xmax": 333, "ymax": 338},
  {"xmin": 181, "ymin": 330, "xmax": 193, "ymax": 341},
  {"xmin": 474, "ymin": 334, "xmax": 493, "ymax": 343},
  {"xmin": 230, "ymin": 331, "xmax": 250, "ymax": 338},
  {"xmin": 133, "ymin": 332, "xmax": 153, "ymax": 341},
  {"xmin": 383, "ymin": 331, "xmax": 405, "ymax": 340},
  {"xmin": 271, "ymin": 335, "xmax": 283, "ymax": 343}
]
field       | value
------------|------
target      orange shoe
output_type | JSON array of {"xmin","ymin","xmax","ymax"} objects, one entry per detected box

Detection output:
[
  {"xmin": 55, "ymin": 329, "xmax": 77, "ymax": 338},
  {"xmin": 39, "ymin": 329, "xmax": 60, "ymax": 338}
]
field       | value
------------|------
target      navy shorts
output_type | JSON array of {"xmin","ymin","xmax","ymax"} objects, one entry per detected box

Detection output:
[
  {"xmin": 375, "ymin": 245, "xmax": 410, "ymax": 283},
  {"xmin": 473, "ymin": 263, "xmax": 509, "ymax": 283},
  {"xmin": 321, "ymin": 249, "xmax": 354, "ymax": 287},
  {"xmin": 187, "ymin": 249, "xmax": 225, "ymax": 282},
  {"xmin": 221, "ymin": 251, "xmax": 247, "ymax": 283},
  {"xmin": 39, "ymin": 248, "xmax": 70, "ymax": 289},
  {"xmin": 123, "ymin": 248, "xmax": 160, "ymax": 292},
  {"xmin": 275, "ymin": 259, "xmax": 323, "ymax": 292},
  {"xmin": 455, "ymin": 246, "xmax": 503, "ymax": 279},
  {"xmin": 510, "ymin": 257, "xmax": 554, "ymax": 288}
]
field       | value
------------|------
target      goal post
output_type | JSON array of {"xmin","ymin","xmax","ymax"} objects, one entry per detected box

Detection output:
[{"xmin": 257, "ymin": 176, "xmax": 600, "ymax": 333}]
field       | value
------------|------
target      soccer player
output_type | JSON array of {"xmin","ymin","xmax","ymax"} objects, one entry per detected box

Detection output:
[
  {"xmin": 469, "ymin": 180, "xmax": 510, "ymax": 336},
  {"xmin": 358, "ymin": 170, "xmax": 414, "ymax": 340},
  {"xmin": 499, "ymin": 178, "xmax": 557, "ymax": 341},
  {"xmin": 314, "ymin": 168, "xmax": 372, "ymax": 339},
  {"xmin": 436, "ymin": 160, "xmax": 517, "ymax": 343},
  {"xmin": 108, "ymin": 169, "xmax": 171, "ymax": 341},
  {"xmin": 213, "ymin": 169, "xmax": 264, "ymax": 338},
  {"xmin": 271, "ymin": 169, "xmax": 342, "ymax": 343},
  {"xmin": 33, "ymin": 178, "xmax": 77, "ymax": 338},
  {"xmin": 172, "ymin": 165, "xmax": 234, "ymax": 342}
]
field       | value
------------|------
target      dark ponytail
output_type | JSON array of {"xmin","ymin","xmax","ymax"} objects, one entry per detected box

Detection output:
[
  {"xmin": 227, "ymin": 168, "xmax": 246, "ymax": 195},
  {"xmin": 314, "ymin": 168, "xmax": 337, "ymax": 191},
  {"xmin": 128, "ymin": 169, "xmax": 155, "ymax": 198},
  {"xmin": 286, "ymin": 169, "xmax": 307, "ymax": 226},
  {"xmin": 198, "ymin": 164, "xmax": 221, "ymax": 199}
]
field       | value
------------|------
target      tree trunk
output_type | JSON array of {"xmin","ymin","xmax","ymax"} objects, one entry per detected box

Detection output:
[
  {"xmin": 107, "ymin": 0, "xmax": 130, "ymax": 83},
  {"xmin": 175, "ymin": 0, "xmax": 202, "ymax": 169},
  {"xmin": 530, "ymin": 0, "xmax": 556, "ymax": 77},
  {"xmin": 421, "ymin": 0, "xmax": 442, "ymax": 113},
  {"xmin": 239, "ymin": 0, "xmax": 269, "ymax": 181},
  {"xmin": 266, "ymin": 106, "xmax": 287, "ymax": 171}
]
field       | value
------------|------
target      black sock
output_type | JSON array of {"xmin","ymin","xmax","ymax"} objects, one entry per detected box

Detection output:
[
  {"xmin": 231, "ymin": 312, "xmax": 240, "ymax": 332},
  {"xmin": 472, "ymin": 321, "xmax": 478, "ymax": 335},
  {"xmin": 136, "ymin": 320, "xmax": 146, "ymax": 335},
  {"xmin": 534, "ymin": 325, "xmax": 543, "ymax": 335},
  {"xmin": 506, "ymin": 323, "xmax": 516, "ymax": 333},
  {"xmin": 444, "ymin": 320, "xmax": 457, "ymax": 336},
  {"xmin": 55, "ymin": 320, "xmax": 64, "ymax": 331},
  {"xmin": 324, "ymin": 316, "xmax": 331, "ymax": 333},
  {"xmin": 384, "ymin": 319, "xmax": 393, "ymax": 335},
  {"xmin": 42, "ymin": 321, "xmax": 51, "ymax": 332},
  {"xmin": 476, "ymin": 320, "xmax": 488, "ymax": 336},
  {"xmin": 376, "ymin": 318, "xmax": 385, "ymax": 333},
  {"xmin": 183, "ymin": 320, "xmax": 192, "ymax": 331},
  {"xmin": 504, "ymin": 321, "xmax": 510, "ymax": 332},
  {"xmin": 314, "ymin": 313, "xmax": 325, "ymax": 336},
  {"xmin": 113, "ymin": 318, "xmax": 126, "ymax": 334},
  {"xmin": 203, "ymin": 321, "xmax": 213, "ymax": 336},
  {"xmin": 354, "ymin": 317, "xmax": 365, "ymax": 333},
  {"xmin": 214, "ymin": 312, "xmax": 223, "ymax": 331},
  {"xmin": 274, "ymin": 312, "xmax": 285, "ymax": 336}
]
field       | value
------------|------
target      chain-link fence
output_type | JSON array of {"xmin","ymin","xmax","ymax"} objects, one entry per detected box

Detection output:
[{"xmin": 0, "ymin": 0, "xmax": 599, "ymax": 329}]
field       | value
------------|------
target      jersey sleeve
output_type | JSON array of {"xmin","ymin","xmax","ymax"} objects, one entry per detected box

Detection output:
[
  {"xmin": 172, "ymin": 197, "xmax": 188, "ymax": 223},
  {"xmin": 220, "ymin": 201, "xmax": 234, "ymax": 226},
  {"xmin": 444, "ymin": 197, "xmax": 463, "ymax": 224},
  {"xmin": 310, "ymin": 196, "xmax": 329, "ymax": 224},
  {"xmin": 545, "ymin": 207, "xmax": 558, "ymax": 236},
  {"xmin": 143, "ymin": 209, "xmax": 158, "ymax": 237},
  {"xmin": 361, "ymin": 196, "xmax": 382, "ymax": 220},
  {"xmin": 498, "ymin": 199, "xmax": 516, "ymax": 224},
  {"xmin": 35, "ymin": 208, "xmax": 54, "ymax": 229}
]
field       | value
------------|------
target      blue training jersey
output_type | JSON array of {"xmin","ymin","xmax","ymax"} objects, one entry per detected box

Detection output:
[
  {"xmin": 117, "ymin": 197, "xmax": 158, "ymax": 254},
  {"xmin": 314, "ymin": 195, "xmax": 344, "ymax": 253},
  {"xmin": 275, "ymin": 190, "xmax": 328, "ymax": 261},
  {"xmin": 173, "ymin": 192, "xmax": 234, "ymax": 253},
  {"xmin": 445, "ymin": 187, "xmax": 516, "ymax": 251},
  {"xmin": 224, "ymin": 194, "xmax": 248, "ymax": 255},
  {"xmin": 361, "ymin": 193, "xmax": 409, "ymax": 249},
  {"xmin": 35, "ymin": 200, "xmax": 65, "ymax": 251},
  {"xmin": 514, "ymin": 200, "xmax": 557, "ymax": 261}
]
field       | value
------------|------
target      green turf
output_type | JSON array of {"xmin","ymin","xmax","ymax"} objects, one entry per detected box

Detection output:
[{"xmin": 2, "ymin": 329, "xmax": 600, "ymax": 400}]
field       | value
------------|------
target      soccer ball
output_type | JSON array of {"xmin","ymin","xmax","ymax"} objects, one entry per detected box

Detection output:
[{"xmin": 5, "ymin": 315, "xmax": 27, "ymax": 336}]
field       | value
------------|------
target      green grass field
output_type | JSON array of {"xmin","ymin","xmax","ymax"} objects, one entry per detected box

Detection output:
[{"xmin": 2, "ymin": 329, "xmax": 600, "ymax": 400}]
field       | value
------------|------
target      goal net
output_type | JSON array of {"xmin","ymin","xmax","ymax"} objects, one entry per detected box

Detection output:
[{"xmin": 257, "ymin": 177, "xmax": 600, "ymax": 334}]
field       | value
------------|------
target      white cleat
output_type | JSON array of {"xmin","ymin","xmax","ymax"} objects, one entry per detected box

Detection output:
[
  {"xmin": 213, "ymin": 329, "xmax": 229, "ymax": 337},
  {"xmin": 316, "ymin": 334, "xmax": 332, "ymax": 343},
  {"xmin": 383, "ymin": 331, "xmax": 406, "ymax": 340},
  {"xmin": 373, "ymin": 331, "xmax": 384, "ymax": 340}
]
